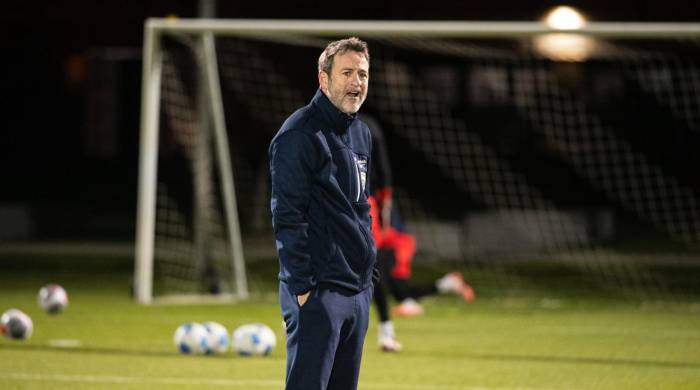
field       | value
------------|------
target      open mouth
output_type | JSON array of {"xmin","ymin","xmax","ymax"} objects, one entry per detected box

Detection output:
[{"xmin": 346, "ymin": 91, "xmax": 361, "ymax": 99}]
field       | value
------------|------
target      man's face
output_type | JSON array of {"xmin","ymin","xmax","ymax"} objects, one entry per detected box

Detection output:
[{"xmin": 319, "ymin": 50, "xmax": 369, "ymax": 115}]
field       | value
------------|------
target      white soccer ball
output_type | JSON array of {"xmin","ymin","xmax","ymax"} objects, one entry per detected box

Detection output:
[
  {"xmin": 202, "ymin": 321, "xmax": 230, "ymax": 354},
  {"xmin": 232, "ymin": 323, "xmax": 276, "ymax": 356},
  {"xmin": 173, "ymin": 322, "xmax": 208, "ymax": 355},
  {"xmin": 38, "ymin": 284, "xmax": 69, "ymax": 314},
  {"xmin": 1, "ymin": 309, "xmax": 33, "ymax": 340}
]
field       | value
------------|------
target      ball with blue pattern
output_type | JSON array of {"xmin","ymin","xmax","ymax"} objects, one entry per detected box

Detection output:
[
  {"xmin": 202, "ymin": 321, "xmax": 230, "ymax": 354},
  {"xmin": 173, "ymin": 322, "xmax": 208, "ymax": 355},
  {"xmin": 232, "ymin": 323, "xmax": 276, "ymax": 356}
]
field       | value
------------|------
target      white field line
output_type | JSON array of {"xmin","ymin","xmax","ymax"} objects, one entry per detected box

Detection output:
[
  {"xmin": 47, "ymin": 339, "xmax": 83, "ymax": 348},
  {"xmin": 0, "ymin": 372, "xmax": 280, "ymax": 387},
  {"xmin": 0, "ymin": 372, "xmax": 567, "ymax": 390}
]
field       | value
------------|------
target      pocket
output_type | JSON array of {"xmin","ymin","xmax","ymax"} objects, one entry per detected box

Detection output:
[
  {"xmin": 353, "ymin": 200, "xmax": 371, "ymax": 214},
  {"xmin": 353, "ymin": 200, "xmax": 372, "ymax": 229}
]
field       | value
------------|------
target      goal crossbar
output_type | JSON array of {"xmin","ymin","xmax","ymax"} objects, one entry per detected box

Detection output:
[{"xmin": 145, "ymin": 18, "xmax": 700, "ymax": 38}]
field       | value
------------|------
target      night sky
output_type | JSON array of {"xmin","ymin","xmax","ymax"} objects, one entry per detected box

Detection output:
[{"xmin": 2, "ymin": 0, "xmax": 698, "ymax": 240}]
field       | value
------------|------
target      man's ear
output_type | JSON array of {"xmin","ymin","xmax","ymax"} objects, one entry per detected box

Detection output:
[{"xmin": 318, "ymin": 71, "xmax": 328, "ymax": 94}]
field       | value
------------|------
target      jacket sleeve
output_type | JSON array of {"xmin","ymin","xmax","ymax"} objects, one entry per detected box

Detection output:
[{"xmin": 269, "ymin": 130, "xmax": 316, "ymax": 295}]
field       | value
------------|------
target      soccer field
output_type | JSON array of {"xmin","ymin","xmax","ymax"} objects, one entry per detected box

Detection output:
[{"xmin": 1, "ymin": 246, "xmax": 700, "ymax": 390}]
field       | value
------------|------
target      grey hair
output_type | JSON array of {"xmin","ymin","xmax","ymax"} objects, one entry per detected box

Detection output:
[{"xmin": 318, "ymin": 37, "xmax": 370, "ymax": 74}]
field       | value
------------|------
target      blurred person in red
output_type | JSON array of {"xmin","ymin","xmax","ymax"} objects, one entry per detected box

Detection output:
[{"xmin": 361, "ymin": 114, "xmax": 475, "ymax": 353}]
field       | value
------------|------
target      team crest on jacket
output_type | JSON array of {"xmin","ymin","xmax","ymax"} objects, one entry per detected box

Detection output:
[{"xmin": 354, "ymin": 155, "xmax": 368, "ymax": 201}]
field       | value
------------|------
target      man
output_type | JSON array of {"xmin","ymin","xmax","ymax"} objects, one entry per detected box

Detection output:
[{"xmin": 269, "ymin": 37, "xmax": 377, "ymax": 390}]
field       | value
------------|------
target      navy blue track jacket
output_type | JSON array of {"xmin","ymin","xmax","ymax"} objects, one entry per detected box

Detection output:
[{"xmin": 269, "ymin": 89, "xmax": 378, "ymax": 295}]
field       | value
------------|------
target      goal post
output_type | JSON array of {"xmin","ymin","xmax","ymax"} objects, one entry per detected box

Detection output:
[
  {"xmin": 136, "ymin": 18, "xmax": 700, "ymax": 303},
  {"xmin": 135, "ymin": 24, "xmax": 249, "ymax": 304},
  {"xmin": 134, "ymin": 22, "xmax": 161, "ymax": 304}
]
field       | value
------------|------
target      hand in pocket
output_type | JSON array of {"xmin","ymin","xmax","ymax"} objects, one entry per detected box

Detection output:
[{"xmin": 297, "ymin": 291, "xmax": 311, "ymax": 307}]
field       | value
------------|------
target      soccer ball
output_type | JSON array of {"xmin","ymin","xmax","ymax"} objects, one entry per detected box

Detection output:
[
  {"xmin": 38, "ymin": 284, "xmax": 69, "ymax": 314},
  {"xmin": 1, "ymin": 309, "xmax": 33, "ymax": 340},
  {"xmin": 173, "ymin": 322, "xmax": 208, "ymax": 355},
  {"xmin": 202, "ymin": 321, "xmax": 230, "ymax": 354},
  {"xmin": 232, "ymin": 323, "xmax": 276, "ymax": 356}
]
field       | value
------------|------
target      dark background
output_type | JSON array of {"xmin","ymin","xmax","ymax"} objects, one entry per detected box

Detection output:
[{"xmin": 2, "ymin": 0, "xmax": 699, "ymax": 241}]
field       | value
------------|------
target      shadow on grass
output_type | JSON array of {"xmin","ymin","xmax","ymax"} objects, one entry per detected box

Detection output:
[
  {"xmin": 405, "ymin": 350, "xmax": 700, "ymax": 370},
  {"xmin": 0, "ymin": 343, "xmax": 284, "ymax": 361}
]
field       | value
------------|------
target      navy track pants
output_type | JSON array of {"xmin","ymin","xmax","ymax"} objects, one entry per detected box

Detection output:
[{"xmin": 280, "ymin": 282, "xmax": 372, "ymax": 390}]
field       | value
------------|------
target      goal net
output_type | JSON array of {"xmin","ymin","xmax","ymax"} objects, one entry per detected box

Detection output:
[{"xmin": 136, "ymin": 19, "xmax": 700, "ymax": 303}]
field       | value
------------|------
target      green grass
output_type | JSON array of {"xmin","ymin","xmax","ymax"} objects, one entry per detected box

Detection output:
[{"xmin": 1, "ymin": 246, "xmax": 700, "ymax": 389}]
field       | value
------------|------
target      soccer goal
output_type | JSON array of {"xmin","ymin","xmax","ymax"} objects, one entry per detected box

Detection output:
[{"xmin": 136, "ymin": 19, "xmax": 700, "ymax": 303}]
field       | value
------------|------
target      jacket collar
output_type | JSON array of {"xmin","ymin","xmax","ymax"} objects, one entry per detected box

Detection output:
[{"xmin": 312, "ymin": 88, "xmax": 356, "ymax": 134}]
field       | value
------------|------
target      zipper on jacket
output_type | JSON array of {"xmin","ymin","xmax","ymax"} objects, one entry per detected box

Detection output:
[
  {"xmin": 357, "ymin": 221, "xmax": 373, "ymax": 286},
  {"xmin": 357, "ymin": 222, "xmax": 371, "ymax": 258}
]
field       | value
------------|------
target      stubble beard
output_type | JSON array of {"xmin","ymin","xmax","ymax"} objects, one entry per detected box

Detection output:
[{"xmin": 327, "ymin": 79, "xmax": 365, "ymax": 115}]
